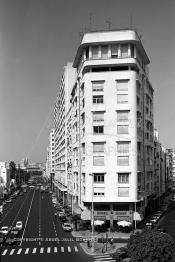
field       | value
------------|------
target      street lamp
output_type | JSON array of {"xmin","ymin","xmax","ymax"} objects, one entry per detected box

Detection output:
[{"xmin": 89, "ymin": 173, "xmax": 95, "ymax": 253}]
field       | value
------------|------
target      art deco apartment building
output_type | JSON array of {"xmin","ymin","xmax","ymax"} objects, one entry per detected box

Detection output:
[{"xmin": 69, "ymin": 29, "xmax": 154, "ymax": 226}]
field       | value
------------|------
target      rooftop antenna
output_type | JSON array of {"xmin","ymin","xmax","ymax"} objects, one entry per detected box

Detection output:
[
  {"xmin": 130, "ymin": 14, "xmax": 133, "ymax": 29},
  {"xmin": 89, "ymin": 13, "xmax": 93, "ymax": 31},
  {"xmin": 105, "ymin": 18, "xmax": 112, "ymax": 30}
]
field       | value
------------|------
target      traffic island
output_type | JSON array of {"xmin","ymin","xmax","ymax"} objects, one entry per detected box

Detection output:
[{"xmin": 71, "ymin": 230, "xmax": 130, "ymax": 255}]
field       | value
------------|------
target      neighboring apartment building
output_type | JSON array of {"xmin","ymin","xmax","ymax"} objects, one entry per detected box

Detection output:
[
  {"xmin": 166, "ymin": 149, "xmax": 175, "ymax": 186},
  {"xmin": 0, "ymin": 162, "xmax": 10, "ymax": 197},
  {"xmin": 45, "ymin": 129, "xmax": 55, "ymax": 180},
  {"xmin": 69, "ymin": 29, "xmax": 154, "ymax": 227},
  {"xmin": 153, "ymin": 130, "xmax": 167, "ymax": 211},
  {"xmin": 53, "ymin": 63, "xmax": 76, "ymax": 203}
]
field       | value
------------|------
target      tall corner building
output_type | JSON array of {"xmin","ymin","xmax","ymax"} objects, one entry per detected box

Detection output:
[{"xmin": 55, "ymin": 30, "xmax": 154, "ymax": 227}]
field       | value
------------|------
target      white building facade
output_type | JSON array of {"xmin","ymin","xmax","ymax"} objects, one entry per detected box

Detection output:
[{"xmin": 69, "ymin": 30, "xmax": 154, "ymax": 226}]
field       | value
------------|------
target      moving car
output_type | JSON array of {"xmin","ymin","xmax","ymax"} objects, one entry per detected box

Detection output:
[
  {"xmin": 15, "ymin": 221, "xmax": 23, "ymax": 230},
  {"xmin": 62, "ymin": 223, "xmax": 72, "ymax": 232},
  {"xmin": 0, "ymin": 226, "xmax": 10, "ymax": 236}
]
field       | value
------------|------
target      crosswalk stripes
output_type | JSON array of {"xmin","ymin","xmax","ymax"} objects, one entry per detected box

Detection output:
[
  {"xmin": 9, "ymin": 249, "xmax": 15, "ymax": 255},
  {"xmin": 74, "ymin": 246, "xmax": 78, "ymax": 252},
  {"xmin": 2, "ymin": 249, "xmax": 8, "ymax": 256},
  {"xmin": 1, "ymin": 246, "xmax": 79, "ymax": 256},
  {"xmin": 32, "ymin": 247, "xmax": 37, "ymax": 254},
  {"xmin": 25, "ymin": 248, "xmax": 29, "ymax": 254},
  {"xmin": 17, "ymin": 248, "xmax": 22, "ymax": 255},
  {"xmin": 93, "ymin": 254, "xmax": 115, "ymax": 262}
]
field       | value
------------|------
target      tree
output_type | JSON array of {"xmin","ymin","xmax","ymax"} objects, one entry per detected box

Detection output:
[
  {"xmin": 9, "ymin": 161, "xmax": 16, "ymax": 179},
  {"xmin": 127, "ymin": 228, "xmax": 175, "ymax": 262}
]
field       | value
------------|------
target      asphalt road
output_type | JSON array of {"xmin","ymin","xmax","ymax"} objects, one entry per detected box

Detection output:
[{"xmin": 0, "ymin": 179, "xmax": 92, "ymax": 262}]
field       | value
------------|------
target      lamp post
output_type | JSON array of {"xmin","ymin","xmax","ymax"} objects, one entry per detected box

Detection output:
[{"xmin": 89, "ymin": 173, "xmax": 94, "ymax": 253}]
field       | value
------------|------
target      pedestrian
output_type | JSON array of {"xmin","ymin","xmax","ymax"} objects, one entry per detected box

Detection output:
[{"xmin": 110, "ymin": 237, "xmax": 114, "ymax": 246}]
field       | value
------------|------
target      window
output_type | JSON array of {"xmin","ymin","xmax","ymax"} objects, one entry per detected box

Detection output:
[
  {"xmin": 93, "ymin": 142, "xmax": 104, "ymax": 152},
  {"xmin": 117, "ymin": 142, "xmax": 130, "ymax": 153},
  {"xmin": 118, "ymin": 173, "xmax": 129, "ymax": 183},
  {"xmin": 117, "ymin": 94, "xmax": 128, "ymax": 103},
  {"xmin": 111, "ymin": 44, "xmax": 118, "ymax": 57},
  {"xmin": 117, "ymin": 111, "xmax": 129, "ymax": 122},
  {"xmin": 93, "ymin": 112, "xmax": 104, "ymax": 122},
  {"xmin": 121, "ymin": 44, "xmax": 128, "ymax": 58},
  {"xmin": 117, "ymin": 125, "xmax": 128, "ymax": 134},
  {"xmin": 117, "ymin": 156, "xmax": 129, "ymax": 166},
  {"xmin": 93, "ymin": 187, "xmax": 105, "ymax": 196},
  {"xmin": 94, "ymin": 174, "xmax": 105, "ymax": 183},
  {"xmin": 93, "ymin": 156, "xmax": 104, "ymax": 166},
  {"xmin": 92, "ymin": 81, "xmax": 104, "ymax": 92},
  {"xmin": 82, "ymin": 173, "xmax": 86, "ymax": 183},
  {"xmin": 116, "ymin": 80, "xmax": 129, "ymax": 91},
  {"xmin": 118, "ymin": 187, "xmax": 129, "ymax": 197},
  {"xmin": 101, "ymin": 45, "xmax": 108, "ymax": 59},
  {"xmin": 85, "ymin": 47, "xmax": 89, "ymax": 59},
  {"xmin": 93, "ymin": 95, "xmax": 103, "ymax": 104},
  {"xmin": 92, "ymin": 46, "xmax": 99, "ymax": 59},
  {"xmin": 93, "ymin": 126, "xmax": 104, "ymax": 134}
]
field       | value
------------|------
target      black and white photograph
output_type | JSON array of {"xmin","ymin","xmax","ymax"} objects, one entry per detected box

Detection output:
[{"xmin": 0, "ymin": 0, "xmax": 175, "ymax": 261}]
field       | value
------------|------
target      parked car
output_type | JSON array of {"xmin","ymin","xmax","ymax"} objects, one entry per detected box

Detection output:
[
  {"xmin": 156, "ymin": 226, "xmax": 166, "ymax": 233},
  {"xmin": 145, "ymin": 222, "xmax": 154, "ymax": 229},
  {"xmin": 5, "ymin": 231, "xmax": 19, "ymax": 246},
  {"xmin": 0, "ymin": 226, "xmax": 10, "ymax": 236},
  {"xmin": 112, "ymin": 247, "xmax": 128, "ymax": 261},
  {"xmin": 60, "ymin": 216, "xmax": 67, "ymax": 222},
  {"xmin": 62, "ymin": 223, "xmax": 72, "ymax": 232},
  {"xmin": 15, "ymin": 221, "xmax": 23, "ymax": 230}
]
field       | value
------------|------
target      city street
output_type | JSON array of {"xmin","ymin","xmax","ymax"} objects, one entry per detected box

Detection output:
[{"xmin": 0, "ymin": 182, "xmax": 92, "ymax": 262}]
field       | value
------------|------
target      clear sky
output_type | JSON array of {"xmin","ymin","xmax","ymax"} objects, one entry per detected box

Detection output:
[{"xmin": 0, "ymin": 0, "xmax": 175, "ymax": 163}]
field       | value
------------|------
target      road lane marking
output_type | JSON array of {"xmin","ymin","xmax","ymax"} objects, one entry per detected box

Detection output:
[
  {"xmin": 17, "ymin": 248, "xmax": 22, "ymax": 254},
  {"xmin": 2, "ymin": 249, "xmax": 8, "ymax": 256},
  {"xmin": 9, "ymin": 249, "xmax": 15, "ymax": 255},
  {"xmin": 25, "ymin": 248, "xmax": 29, "ymax": 254},
  {"xmin": 32, "ymin": 248, "xmax": 37, "ymax": 254},
  {"xmin": 61, "ymin": 246, "xmax": 64, "ymax": 252},
  {"xmin": 68, "ymin": 246, "xmax": 71, "ymax": 252},
  {"xmin": 74, "ymin": 246, "xmax": 78, "ymax": 252},
  {"xmin": 93, "ymin": 255, "xmax": 111, "ymax": 258},
  {"xmin": 47, "ymin": 247, "xmax": 51, "ymax": 253},
  {"xmin": 54, "ymin": 247, "xmax": 57, "ymax": 253},
  {"xmin": 20, "ymin": 189, "xmax": 35, "ymax": 246},
  {"xmin": 40, "ymin": 247, "xmax": 44, "ymax": 253}
]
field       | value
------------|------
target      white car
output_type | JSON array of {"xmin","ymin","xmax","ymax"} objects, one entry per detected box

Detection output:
[
  {"xmin": 62, "ymin": 223, "xmax": 72, "ymax": 232},
  {"xmin": 0, "ymin": 226, "xmax": 9, "ymax": 235},
  {"xmin": 15, "ymin": 221, "xmax": 23, "ymax": 230}
]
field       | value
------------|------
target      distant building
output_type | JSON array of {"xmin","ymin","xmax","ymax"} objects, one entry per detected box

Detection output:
[{"xmin": 20, "ymin": 158, "xmax": 29, "ymax": 170}]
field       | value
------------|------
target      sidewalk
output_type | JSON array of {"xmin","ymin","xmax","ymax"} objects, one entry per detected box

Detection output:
[{"xmin": 71, "ymin": 230, "xmax": 130, "ymax": 255}]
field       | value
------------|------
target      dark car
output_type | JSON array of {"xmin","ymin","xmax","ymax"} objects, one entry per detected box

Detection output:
[
  {"xmin": 112, "ymin": 247, "xmax": 128, "ymax": 261},
  {"xmin": 60, "ymin": 216, "xmax": 67, "ymax": 222}
]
